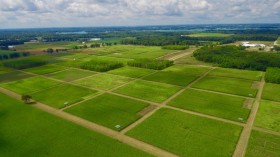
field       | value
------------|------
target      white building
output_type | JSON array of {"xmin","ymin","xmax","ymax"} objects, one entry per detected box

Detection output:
[
  {"xmin": 90, "ymin": 38, "xmax": 101, "ymax": 41},
  {"xmin": 241, "ymin": 42, "xmax": 265, "ymax": 48}
]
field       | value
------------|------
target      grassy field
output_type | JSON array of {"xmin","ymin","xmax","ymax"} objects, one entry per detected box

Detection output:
[
  {"xmin": 192, "ymin": 76, "xmax": 258, "ymax": 97},
  {"xmin": 174, "ymin": 54, "xmax": 215, "ymax": 66},
  {"xmin": 0, "ymin": 71, "xmax": 33, "ymax": 83},
  {"xmin": 32, "ymin": 84, "xmax": 98, "ymax": 109},
  {"xmin": 245, "ymin": 130, "xmax": 280, "ymax": 157},
  {"xmin": 254, "ymin": 101, "xmax": 280, "ymax": 132},
  {"xmin": 0, "ymin": 66, "xmax": 12, "ymax": 74},
  {"xmin": 277, "ymin": 37, "xmax": 280, "ymax": 44},
  {"xmin": 74, "ymin": 74, "xmax": 133, "ymax": 90},
  {"xmin": 65, "ymin": 93, "xmax": 149, "ymax": 131},
  {"xmin": 0, "ymin": 76, "xmax": 61, "ymax": 94},
  {"xmin": 143, "ymin": 71, "xmax": 198, "ymax": 86},
  {"xmin": 107, "ymin": 67, "xmax": 155, "ymax": 78},
  {"xmin": 24, "ymin": 64, "xmax": 66, "ymax": 75},
  {"xmin": 208, "ymin": 68, "xmax": 263, "ymax": 81},
  {"xmin": 168, "ymin": 89, "xmax": 251, "ymax": 122},
  {"xmin": 127, "ymin": 108, "xmax": 242, "ymax": 157},
  {"xmin": 188, "ymin": 33, "xmax": 233, "ymax": 37},
  {"xmin": 47, "ymin": 68, "xmax": 97, "ymax": 82},
  {"xmin": 262, "ymin": 83, "xmax": 280, "ymax": 102},
  {"xmin": 0, "ymin": 92, "xmax": 153, "ymax": 157},
  {"xmin": 114, "ymin": 80, "xmax": 181, "ymax": 103},
  {"xmin": 163, "ymin": 65, "xmax": 211, "ymax": 76}
]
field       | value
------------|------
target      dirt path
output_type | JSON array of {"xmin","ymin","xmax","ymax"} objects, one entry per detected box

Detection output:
[
  {"xmin": 253, "ymin": 126, "xmax": 280, "ymax": 136},
  {"xmin": 232, "ymin": 75, "xmax": 265, "ymax": 157}
]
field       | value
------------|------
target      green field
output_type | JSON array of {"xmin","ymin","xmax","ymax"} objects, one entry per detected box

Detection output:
[
  {"xmin": 108, "ymin": 67, "xmax": 155, "ymax": 78},
  {"xmin": 1, "ymin": 76, "xmax": 61, "ymax": 94},
  {"xmin": 168, "ymin": 89, "xmax": 251, "ymax": 122},
  {"xmin": 254, "ymin": 101, "xmax": 280, "ymax": 132},
  {"xmin": 24, "ymin": 64, "xmax": 66, "ymax": 75},
  {"xmin": 0, "ymin": 71, "xmax": 33, "ymax": 83},
  {"xmin": 127, "ymin": 108, "xmax": 242, "ymax": 157},
  {"xmin": 32, "ymin": 84, "xmax": 98, "ymax": 109},
  {"xmin": 163, "ymin": 65, "xmax": 211, "ymax": 76},
  {"xmin": 0, "ymin": 66, "xmax": 12, "ymax": 74},
  {"xmin": 188, "ymin": 33, "xmax": 233, "ymax": 38},
  {"xmin": 143, "ymin": 71, "xmax": 198, "ymax": 86},
  {"xmin": 192, "ymin": 76, "xmax": 258, "ymax": 97},
  {"xmin": 277, "ymin": 37, "xmax": 280, "ymax": 44},
  {"xmin": 0, "ymin": 92, "xmax": 152, "ymax": 157},
  {"xmin": 246, "ymin": 130, "xmax": 280, "ymax": 157},
  {"xmin": 114, "ymin": 80, "xmax": 181, "ymax": 103},
  {"xmin": 262, "ymin": 83, "xmax": 280, "ymax": 102},
  {"xmin": 208, "ymin": 68, "xmax": 263, "ymax": 81},
  {"xmin": 74, "ymin": 74, "xmax": 133, "ymax": 90},
  {"xmin": 47, "ymin": 68, "xmax": 97, "ymax": 82},
  {"xmin": 65, "ymin": 93, "xmax": 149, "ymax": 131}
]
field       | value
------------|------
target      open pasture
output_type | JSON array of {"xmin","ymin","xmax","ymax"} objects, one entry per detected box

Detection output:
[
  {"xmin": 0, "ymin": 71, "xmax": 33, "ymax": 83},
  {"xmin": 208, "ymin": 68, "xmax": 263, "ymax": 81},
  {"xmin": 74, "ymin": 73, "xmax": 133, "ymax": 90},
  {"xmin": 127, "ymin": 108, "xmax": 242, "ymax": 157},
  {"xmin": 262, "ymin": 83, "xmax": 280, "ymax": 102},
  {"xmin": 47, "ymin": 68, "xmax": 96, "ymax": 82},
  {"xmin": 65, "ymin": 93, "xmax": 149, "ymax": 131},
  {"xmin": 108, "ymin": 67, "xmax": 155, "ymax": 78},
  {"xmin": 254, "ymin": 101, "xmax": 280, "ymax": 132},
  {"xmin": 192, "ymin": 76, "xmax": 258, "ymax": 97},
  {"xmin": 0, "ymin": 76, "xmax": 60, "ymax": 94},
  {"xmin": 0, "ymin": 92, "xmax": 152, "ymax": 157},
  {"xmin": 114, "ymin": 80, "xmax": 181, "ymax": 103},
  {"xmin": 24, "ymin": 64, "xmax": 66, "ymax": 75},
  {"xmin": 246, "ymin": 130, "xmax": 280, "ymax": 157},
  {"xmin": 168, "ymin": 89, "xmax": 251, "ymax": 122},
  {"xmin": 32, "ymin": 84, "xmax": 98, "ymax": 109},
  {"xmin": 163, "ymin": 65, "xmax": 211, "ymax": 76}
]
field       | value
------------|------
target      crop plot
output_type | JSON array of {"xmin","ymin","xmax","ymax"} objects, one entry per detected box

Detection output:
[
  {"xmin": 208, "ymin": 68, "xmax": 263, "ymax": 81},
  {"xmin": 246, "ymin": 130, "xmax": 280, "ymax": 157},
  {"xmin": 163, "ymin": 65, "xmax": 211, "ymax": 76},
  {"xmin": 262, "ymin": 83, "xmax": 280, "ymax": 102},
  {"xmin": 114, "ymin": 80, "xmax": 181, "ymax": 103},
  {"xmin": 24, "ymin": 64, "xmax": 66, "ymax": 75},
  {"xmin": 1, "ymin": 76, "xmax": 61, "ymax": 94},
  {"xmin": 127, "ymin": 108, "xmax": 242, "ymax": 157},
  {"xmin": 65, "ymin": 93, "xmax": 149, "ymax": 131},
  {"xmin": 47, "ymin": 68, "xmax": 97, "ymax": 82},
  {"xmin": 168, "ymin": 89, "xmax": 251, "ymax": 122},
  {"xmin": 107, "ymin": 67, "xmax": 155, "ymax": 78},
  {"xmin": 192, "ymin": 76, "xmax": 258, "ymax": 97},
  {"xmin": 74, "ymin": 74, "xmax": 133, "ymax": 90},
  {"xmin": 32, "ymin": 84, "xmax": 98, "ymax": 109},
  {"xmin": 0, "ymin": 71, "xmax": 33, "ymax": 83}
]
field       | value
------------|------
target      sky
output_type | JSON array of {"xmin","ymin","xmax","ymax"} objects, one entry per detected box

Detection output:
[{"xmin": 0, "ymin": 0, "xmax": 279, "ymax": 28}]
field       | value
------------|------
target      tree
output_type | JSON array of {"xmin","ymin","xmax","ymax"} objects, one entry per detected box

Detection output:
[
  {"xmin": 21, "ymin": 95, "xmax": 32, "ymax": 104},
  {"xmin": 46, "ymin": 48, "xmax": 54, "ymax": 54}
]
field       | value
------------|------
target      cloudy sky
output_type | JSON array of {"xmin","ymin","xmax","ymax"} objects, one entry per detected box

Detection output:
[{"xmin": 0, "ymin": 0, "xmax": 279, "ymax": 28}]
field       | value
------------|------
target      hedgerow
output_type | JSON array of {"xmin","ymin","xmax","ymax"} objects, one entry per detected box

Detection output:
[
  {"xmin": 80, "ymin": 60, "xmax": 124, "ymax": 72},
  {"xmin": 265, "ymin": 67, "xmax": 280, "ymax": 84},
  {"xmin": 128, "ymin": 59, "xmax": 173, "ymax": 70}
]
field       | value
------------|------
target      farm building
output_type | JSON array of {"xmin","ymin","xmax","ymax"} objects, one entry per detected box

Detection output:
[{"xmin": 241, "ymin": 42, "xmax": 265, "ymax": 48}]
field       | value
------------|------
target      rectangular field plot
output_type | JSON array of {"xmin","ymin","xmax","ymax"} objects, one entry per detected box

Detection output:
[
  {"xmin": 47, "ymin": 68, "xmax": 97, "ymax": 82},
  {"xmin": 254, "ymin": 101, "xmax": 280, "ymax": 132},
  {"xmin": 73, "ymin": 74, "xmax": 133, "ymax": 90},
  {"xmin": 32, "ymin": 84, "xmax": 98, "ymax": 109},
  {"xmin": 262, "ymin": 83, "xmax": 280, "ymax": 102},
  {"xmin": 163, "ymin": 65, "xmax": 211, "ymax": 76},
  {"xmin": 0, "ymin": 93, "xmax": 152, "ymax": 157},
  {"xmin": 65, "ymin": 93, "xmax": 149, "ymax": 131},
  {"xmin": 24, "ymin": 64, "xmax": 66, "ymax": 75},
  {"xmin": 0, "ymin": 71, "xmax": 33, "ymax": 83},
  {"xmin": 127, "ymin": 108, "xmax": 242, "ymax": 157},
  {"xmin": 0, "ymin": 76, "xmax": 61, "ymax": 94},
  {"xmin": 0, "ymin": 66, "xmax": 12, "ymax": 74},
  {"xmin": 208, "ymin": 68, "xmax": 263, "ymax": 81},
  {"xmin": 114, "ymin": 80, "xmax": 182, "ymax": 103},
  {"xmin": 246, "ymin": 130, "xmax": 280, "ymax": 157},
  {"xmin": 168, "ymin": 89, "xmax": 251, "ymax": 122},
  {"xmin": 107, "ymin": 67, "xmax": 155, "ymax": 78},
  {"xmin": 192, "ymin": 76, "xmax": 258, "ymax": 97},
  {"xmin": 143, "ymin": 71, "xmax": 198, "ymax": 86}
]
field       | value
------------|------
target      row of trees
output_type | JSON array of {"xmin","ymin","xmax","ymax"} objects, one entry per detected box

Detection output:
[
  {"xmin": 80, "ymin": 60, "xmax": 124, "ymax": 72},
  {"xmin": 127, "ymin": 59, "xmax": 174, "ymax": 70},
  {"xmin": 265, "ymin": 67, "xmax": 280, "ymax": 84},
  {"xmin": 3, "ymin": 57, "xmax": 48, "ymax": 69},
  {"xmin": 0, "ymin": 52, "xmax": 30, "ymax": 60}
]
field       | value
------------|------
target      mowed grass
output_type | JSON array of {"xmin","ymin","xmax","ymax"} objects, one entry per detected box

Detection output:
[
  {"xmin": 114, "ymin": 80, "xmax": 181, "ymax": 103},
  {"xmin": 246, "ymin": 130, "xmax": 280, "ymax": 157},
  {"xmin": 163, "ymin": 65, "xmax": 211, "ymax": 76},
  {"xmin": 168, "ymin": 89, "xmax": 251, "ymax": 122},
  {"xmin": 74, "ymin": 74, "xmax": 133, "ymax": 90},
  {"xmin": 0, "ymin": 93, "xmax": 153, "ymax": 157},
  {"xmin": 24, "ymin": 64, "xmax": 66, "ymax": 75},
  {"xmin": 47, "ymin": 68, "xmax": 97, "ymax": 82},
  {"xmin": 208, "ymin": 68, "xmax": 263, "ymax": 81},
  {"xmin": 262, "ymin": 83, "xmax": 280, "ymax": 102},
  {"xmin": 254, "ymin": 101, "xmax": 280, "ymax": 132},
  {"xmin": 0, "ymin": 71, "xmax": 33, "ymax": 83},
  {"xmin": 108, "ymin": 67, "xmax": 155, "ymax": 78},
  {"xmin": 192, "ymin": 76, "xmax": 258, "ymax": 97},
  {"xmin": 0, "ymin": 76, "xmax": 61, "ymax": 94},
  {"xmin": 65, "ymin": 93, "xmax": 149, "ymax": 131},
  {"xmin": 32, "ymin": 84, "xmax": 98, "ymax": 109},
  {"xmin": 127, "ymin": 108, "xmax": 242, "ymax": 157}
]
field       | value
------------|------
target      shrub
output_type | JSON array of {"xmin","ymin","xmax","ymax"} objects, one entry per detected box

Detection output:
[
  {"xmin": 128, "ymin": 59, "xmax": 173, "ymax": 70},
  {"xmin": 3, "ymin": 57, "xmax": 48, "ymax": 69},
  {"xmin": 265, "ymin": 67, "xmax": 280, "ymax": 84},
  {"xmin": 80, "ymin": 60, "xmax": 123, "ymax": 72},
  {"xmin": 162, "ymin": 45, "xmax": 189, "ymax": 50}
]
